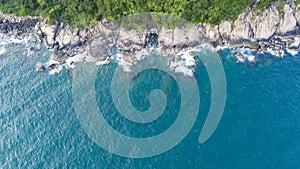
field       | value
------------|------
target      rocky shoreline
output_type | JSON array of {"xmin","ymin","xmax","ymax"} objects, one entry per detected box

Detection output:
[
  {"xmin": 0, "ymin": 12, "xmax": 40, "ymax": 37},
  {"xmin": 1, "ymin": 1, "xmax": 300, "ymax": 75}
]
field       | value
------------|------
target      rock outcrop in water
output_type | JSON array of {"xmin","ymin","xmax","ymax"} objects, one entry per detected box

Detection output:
[{"xmin": 34, "ymin": 20, "xmax": 87, "ymax": 61}]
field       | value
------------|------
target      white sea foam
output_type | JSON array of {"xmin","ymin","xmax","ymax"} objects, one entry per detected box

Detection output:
[
  {"xmin": 286, "ymin": 49, "xmax": 298, "ymax": 56},
  {"xmin": 236, "ymin": 56, "xmax": 246, "ymax": 63},
  {"xmin": 115, "ymin": 53, "xmax": 133, "ymax": 72},
  {"xmin": 45, "ymin": 60, "xmax": 61, "ymax": 75},
  {"xmin": 46, "ymin": 60, "xmax": 60, "ymax": 65},
  {"xmin": 231, "ymin": 48, "xmax": 258, "ymax": 64},
  {"xmin": 119, "ymin": 62, "xmax": 133, "ymax": 72},
  {"xmin": 1, "ymin": 33, "xmax": 41, "ymax": 59},
  {"xmin": 266, "ymin": 48, "xmax": 285, "ymax": 58},
  {"xmin": 96, "ymin": 58, "xmax": 111, "ymax": 66},
  {"xmin": 266, "ymin": 48, "xmax": 277, "ymax": 56},
  {"xmin": 171, "ymin": 45, "xmax": 222, "ymax": 77},
  {"xmin": 247, "ymin": 55, "xmax": 255, "ymax": 62},
  {"xmin": 174, "ymin": 66, "xmax": 194, "ymax": 77},
  {"xmin": 164, "ymin": 51, "xmax": 196, "ymax": 77},
  {"xmin": 0, "ymin": 33, "xmax": 31, "ymax": 45},
  {"xmin": 178, "ymin": 52, "xmax": 196, "ymax": 67},
  {"xmin": 48, "ymin": 65, "xmax": 63, "ymax": 75},
  {"xmin": 64, "ymin": 52, "xmax": 88, "ymax": 69},
  {"xmin": 0, "ymin": 47, "xmax": 6, "ymax": 55},
  {"xmin": 135, "ymin": 49, "xmax": 150, "ymax": 61},
  {"xmin": 215, "ymin": 45, "xmax": 229, "ymax": 51}
]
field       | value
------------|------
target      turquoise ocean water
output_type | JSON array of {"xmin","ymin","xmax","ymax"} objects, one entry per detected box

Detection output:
[{"xmin": 0, "ymin": 38, "xmax": 300, "ymax": 168}]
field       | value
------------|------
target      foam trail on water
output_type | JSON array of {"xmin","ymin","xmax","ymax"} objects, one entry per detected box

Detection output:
[
  {"xmin": 179, "ymin": 52, "xmax": 196, "ymax": 67},
  {"xmin": 0, "ymin": 47, "xmax": 6, "ymax": 55},
  {"xmin": 0, "ymin": 33, "xmax": 32, "ymax": 45},
  {"xmin": 116, "ymin": 53, "xmax": 133, "ymax": 72},
  {"xmin": 215, "ymin": 45, "xmax": 229, "ymax": 51}
]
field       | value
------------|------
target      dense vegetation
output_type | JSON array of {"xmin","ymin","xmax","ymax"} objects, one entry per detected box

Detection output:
[
  {"xmin": 0, "ymin": 0, "xmax": 280, "ymax": 27},
  {"xmin": 256, "ymin": 0, "xmax": 278, "ymax": 11}
]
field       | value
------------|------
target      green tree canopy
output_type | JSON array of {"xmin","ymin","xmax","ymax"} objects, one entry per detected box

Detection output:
[{"xmin": 0, "ymin": 0, "xmax": 281, "ymax": 27}]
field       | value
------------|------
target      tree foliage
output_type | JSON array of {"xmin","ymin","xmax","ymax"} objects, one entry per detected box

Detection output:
[{"xmin": 0, "ymin": 0, "xmax": 278, "ymax": 27}]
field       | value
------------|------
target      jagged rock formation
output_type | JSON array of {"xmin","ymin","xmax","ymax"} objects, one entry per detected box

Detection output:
[
  {"xmin": 32, "ymin": 2, "xmax": 300, "ymax": 63},
  {"xmin": 0, "ymin": 12, "xmax": 40, "ymax": 35},
  {"xmin": 2, "ymin": 1, "xmax": 300, "ymax": 63},
  {"xmin": 278, "ymin": 4, "xmax": 297, "ymax": 34},
  {"xmin": 34, "ymin": 20, "xmax": 88, "ymax": 61},
  {"xmin": 254, "ymin": 6, "xmax": 280, "ymax": 40},
  {"xmin": 196, "ymin": 2, "xmax": 300, "ymax": 50},
  {"xmin": 218, "ymin": 20, "xmax": 232, "ymax": 42}
]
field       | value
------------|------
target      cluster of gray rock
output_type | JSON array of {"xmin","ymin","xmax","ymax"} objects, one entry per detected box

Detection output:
[
  {"xmin": 34, "ymin": 20, "xmax": 88, "ymax": 62},
  {"xmin": 208, "ymin": 3, "xmax": 300, "ymax": 50},
  {"xmin": 157, "ymin": 2, "xmax": 300, "ymax": 53},
  {"xmin": 0, "ymin": 12, "xmax": 40, "ymax": 37}
]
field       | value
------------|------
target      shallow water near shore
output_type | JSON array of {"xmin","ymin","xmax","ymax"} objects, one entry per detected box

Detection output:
[{"xmin": 0, "ymin": 40, "xmax": 300, "ymax": 168}]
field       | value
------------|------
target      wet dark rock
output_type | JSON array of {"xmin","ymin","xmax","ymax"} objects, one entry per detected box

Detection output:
[
  {"xmin": 48, "ymin": 63, "xmax": 59, "ymax": 70},
  {"xmin": 30, "ymin": 47, "xmax": 38, "ymax": 51},
  {"xmin": 35, "ymin": 63, "xmax": 46, "ymax": 71}
]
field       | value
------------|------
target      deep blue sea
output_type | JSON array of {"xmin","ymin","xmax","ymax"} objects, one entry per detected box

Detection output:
[{"xmin": 1, "ymin": 38, "xmax": 300, "ymax": 168}]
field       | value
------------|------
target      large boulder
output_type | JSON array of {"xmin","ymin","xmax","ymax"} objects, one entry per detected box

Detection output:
[
  {"xmin": 295, "ymin": 4, "xmax": 300, "ymax": 21},
  {"xmin": 39, "ymin": 20, "xmax": 58, "ymax": 49},
  {"xmin": 278, "ymin": 4, "xmax": 297, "ymax": 35},
  {"xmin": 158, "ymin": 28, "xmax": 174, "ymax": 55},
  {"xmin": 158, "ymin": 26, "xmax": 201, "ymax": 54},
  {"xmin": 204, "ymin": 24, "xmax": 220, "ymax": 42},
  {"xmin": 56, "ymin": 29, "xmax": 73, "ymax": 49},
  {"xmin": 185, "ymin": 26, "xmax": 202, "ymax": 47},
  {"xmin": 116, "ymin": 28, "xmax": 144, "ymax": 51},
  {"xmin": 94, "ymin": 22, "xmax": 119, "ymax": 44},
  {"xmin": 173, "ymin": 27, "xmax": 189, "ymax": 52},
  {"xmin": 219, "ymin": 20, "xmax": 232, "ymax": 39},
  {"xmin": 87, "ymin": 36, "xmax": 111, "ymax": 61},
  {"xmin": 254, "ymin": 6, "xmax": 280, "ymax": 40},
  {"xmin": 70, "ymin": 28, "xmax": 81, "ymax": 46},
  {"xmin": 231, "ymin": 11, "xmax": 253, "ymax": 40}
]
